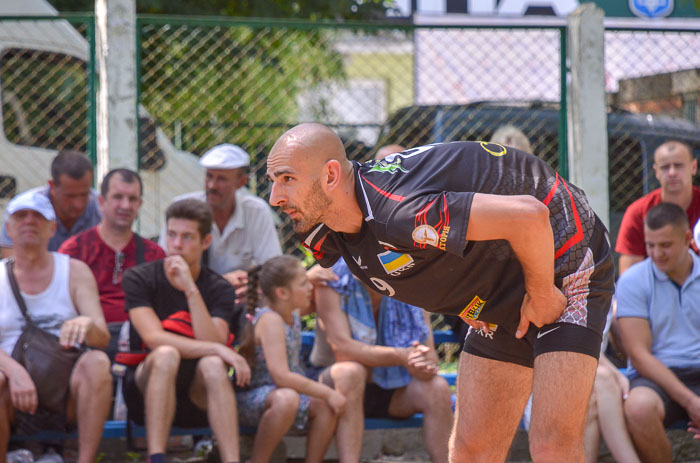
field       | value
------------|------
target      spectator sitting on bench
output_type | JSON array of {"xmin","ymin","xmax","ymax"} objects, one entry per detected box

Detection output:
[
  {"xmin": 1, "ymin": 150, "xmax": 102, "ymax": 258},
  {"xmin": 312, "ymin": 257, "xmax": 453, "ymax": 463},
  {"xmin": 616, "ymin": 140, "xmax": 700, "ymax": 275},
  {"xmin": 617, "ymin": 202, "xmax": 700, "ymax": 462},
  {"xmin": 58, "ymin": 168, "xmax": 165, "ymax": 359},
  {"xmin": 237, "ymin": 255, "xmax": 345, "ymax": 463},
  {"xmin": 121, "ymin": 198, "xmax": 251, "ymax": 463},
  {"xmin": 0, "ymin": 190, "xmax": 112, "ymax": 463}
]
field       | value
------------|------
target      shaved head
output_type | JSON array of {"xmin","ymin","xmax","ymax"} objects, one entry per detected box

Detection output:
[
  {"xmin": 270, "ymin": 122, "xmax": 348, "ymax": 167},
  {"xmin": 267, "ymin": 123, "xmax": 360, "ymax": 234}
]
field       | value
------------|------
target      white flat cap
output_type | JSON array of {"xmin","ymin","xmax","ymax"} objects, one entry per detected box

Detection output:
[
  {"xmin": 7, "ymin": 190, "xmax": 56, "ymax": 221},
  {"xmin": 200, "ymin": 144, "xmax": 250, "ymax": 170}
]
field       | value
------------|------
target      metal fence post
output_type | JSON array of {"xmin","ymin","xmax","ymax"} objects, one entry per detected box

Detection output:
[
  {"xmin": 567, "ymin": 3, "xmax": 609, "ymax": 227},
  {"xmin": 95, "ymin": 0, "xmax": 138, "ymax": 187}
]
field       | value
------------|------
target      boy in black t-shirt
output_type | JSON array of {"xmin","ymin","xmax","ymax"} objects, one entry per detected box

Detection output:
[
  {"xmin": 266, "ymin": 123, "xmax": 614, "ymax": 462},
  {"xmin": 122, "ymin": 199, "xmax": 250, "ymax": 463}
]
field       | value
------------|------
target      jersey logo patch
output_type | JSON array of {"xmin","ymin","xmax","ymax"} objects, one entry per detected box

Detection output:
[
  {"xmin": 479, "ymin": 141, "xmax": 508, "ymax": 157},
  {"xmin": 377, "ymin": 250, "xmax": 414, "ymax": 275},
  {"xmin": 459, "ymin": 295, "xmax": 486, "ymax": 321},
  {"xmin": 368, "ymin": 157, "xmax": 409, "ymax": 174},
  {"xmin": 412, "ymin": 224, "xmax": 439, "ymax": 247}
]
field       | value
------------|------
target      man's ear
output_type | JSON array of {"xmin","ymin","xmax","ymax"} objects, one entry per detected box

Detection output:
[
  {"xmin": 237, "ymin": 171, "xmax": 249, "ymax": 190},
  {"xmin": 324, "ymin": 160, "xmax": 341, "ymax": 192},
  {"xmin": 201, "ymin": 233, "xmax": 213, "ymax": 251}
]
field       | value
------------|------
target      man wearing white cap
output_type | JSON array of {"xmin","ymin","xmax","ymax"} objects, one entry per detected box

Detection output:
[
  {"xmin": 160, "ymin": 144, "xmax": 281, "ymax": 288},
  {"xmin": 0, "ymin": 190, "xmax": 112, "ymax": 463}
]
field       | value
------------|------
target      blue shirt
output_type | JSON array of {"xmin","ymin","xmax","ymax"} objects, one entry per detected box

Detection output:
[
  {"xmin": 616, "ymin": 251, "xmax": 700, "ymax": 377},
  {"xmin": 329, "ymin": 258, "xmax": 430, "ymax": 389},
  {"xmin": 0, "ymin": 185, "xmax": 101, "ymax": 252}
]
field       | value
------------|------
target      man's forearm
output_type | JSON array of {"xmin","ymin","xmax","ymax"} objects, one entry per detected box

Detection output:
[
  {"xmin": 185, "ymin": 287, "xmax": 226, "ymax": 343},
  {"xmin": 331, "ymin": 338, "xmax": 406, "ymax": 367},
  {"xmin": 144, "ymin": 330, "xmax": 222, "ymax": 359}
]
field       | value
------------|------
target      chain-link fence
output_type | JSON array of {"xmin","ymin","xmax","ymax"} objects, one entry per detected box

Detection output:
[
  {"xmin": 2, "ymin": 15, "xmax": 700, "ymax": 261},
  {"xmin": 136, "ymin": 19, "xmax": 568, "ymax": 250},
  {"xmin": 0, "ymin": 16, "xmax": 95, "ymax": 214},
  {"xmin": 604, "ymin": 28, "xmax": 700, "ymax": 242}
]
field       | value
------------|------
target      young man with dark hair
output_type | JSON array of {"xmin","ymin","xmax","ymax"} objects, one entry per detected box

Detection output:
[
  {"xmin": 1, "ymin": 150, "xmax": 102, "ymax": 256},
  {"xmin": 58, "ymin": 169, "xmax": 165, "ymax": 355},
  {"xmin": 617, "ymin": 202, "xmax": 700, "ymax": 462},
  {"xmin": 0, "ymin": 190, "xmax": 112, "ymax": 463},
  {"xmin": 122, "ymin": 198, "xmax": 250, "ymax": 463}
]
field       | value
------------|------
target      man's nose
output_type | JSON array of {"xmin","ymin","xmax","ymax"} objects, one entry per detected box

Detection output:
[{"xmin": 269, "ymin": 183, "xmax": 284, "ymax": 206}]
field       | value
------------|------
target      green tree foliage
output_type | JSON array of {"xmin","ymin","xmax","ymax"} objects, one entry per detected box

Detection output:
[{"xmin": 49, "ymin": 0, "xmax": 394, "ymax": 20}]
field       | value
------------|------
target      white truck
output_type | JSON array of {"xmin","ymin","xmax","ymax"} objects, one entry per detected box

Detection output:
[{"xmin": 0, "ymin": 0, "xmax": 203, "ymax": 238}]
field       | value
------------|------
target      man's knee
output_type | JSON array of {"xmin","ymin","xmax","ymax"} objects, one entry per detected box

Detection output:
[
  {"xmin": 196, "ymin": 355, "xmax": 228, "ymax": 384},
  {"xmin": 412, "ymin": 376, "xmax": 452, "ymax": 411},
  {"xmin": 330, "ymin": 361, "xmax": 367, "ymax": 397},
  {"xmin": 73, "ymin": 350, "xmax": 111, "ymax": 385},
  {"xmin": 529, "ymin": 425, "xmax": 582, "ymax": 462},
  {"xmin": 145, "ymin": 345, "xmax": 181, "ymax": 374}
]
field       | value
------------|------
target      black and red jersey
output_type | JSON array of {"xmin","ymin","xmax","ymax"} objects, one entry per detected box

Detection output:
[{"xmin": 302, "ymin": 141, "xmax": 603, "ymax": 329}]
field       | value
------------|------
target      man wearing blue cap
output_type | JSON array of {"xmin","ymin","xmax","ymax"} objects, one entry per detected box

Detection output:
[
  {"xmin": 160, "ymin": 144, "xmax": 281, "ymax": 291},
  {"xmin": 0, "ymin": 190, "xmax": 112, "ymax": 463}
]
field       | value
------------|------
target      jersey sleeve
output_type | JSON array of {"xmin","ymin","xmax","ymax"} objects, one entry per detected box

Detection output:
[
  {"xmin": 615, "ymin": 266, "xmax": 650, "ymax": 319},
  {"xmin": 299, "ymin": 224, "xmax": 342, "ymax": 268},
  {"xmin": 615, "ymin": 203, "xmax": 646, "ymax": 256},
  {"xmin": 123, "ymin": 265, "xmax": 156, "ymax": 311},
  {"xmin": 385, "ymin": 191, "xmax": 473, "ymax": 257}
]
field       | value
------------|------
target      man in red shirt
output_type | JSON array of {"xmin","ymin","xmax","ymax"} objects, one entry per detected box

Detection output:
[
  {"xmin": 59, "ymin": 169, "xmax": 165, "ymax": 355},
  {"xmin": 616, "ymin": 140, "xmax": 700, "ymax": 274}
]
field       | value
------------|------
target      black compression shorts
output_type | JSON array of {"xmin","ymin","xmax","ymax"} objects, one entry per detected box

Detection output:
[{"xmin": 463, "ymin": 216, "xmax": 614, "ymax": 367}]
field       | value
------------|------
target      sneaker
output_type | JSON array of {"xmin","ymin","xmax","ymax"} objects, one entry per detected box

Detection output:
[
  {"xmin": 193, "ymin": 437, "xmax": 213, "ymax": 457},
  {"xmin": 34, "ymin": 448, "xmax": 63, "ymax": 463},
  {"xmin": 6, "ymin": 448, "xmax": 34, "ymax": 463}
]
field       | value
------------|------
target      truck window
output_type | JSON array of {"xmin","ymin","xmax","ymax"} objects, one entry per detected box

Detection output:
[{"xmin": 1, "ymin": 48, "xmax": 87, "ymax": 151}]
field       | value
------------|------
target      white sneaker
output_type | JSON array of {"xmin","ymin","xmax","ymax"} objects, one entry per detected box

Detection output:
[
  {"xmin": 6, "ymin": 449, "xmax": 34, "ymax": 463},
  {"xmin": 34, "ymin": 448, "xmax": 63, "ymax": 463}
]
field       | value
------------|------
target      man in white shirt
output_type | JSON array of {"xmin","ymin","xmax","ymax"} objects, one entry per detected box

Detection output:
[{"xmin": 160, "ymin": 144, "xmax": 282, "ymax": 288}]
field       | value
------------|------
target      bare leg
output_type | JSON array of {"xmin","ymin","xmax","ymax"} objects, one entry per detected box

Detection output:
[
  {"xmin": 583, "ymin": 386, "xmax": 600, "ymax": 463},
  {"xmin": 189, "ymin": 355, "xmax": 241, "ymax": 463},
  {"xmin": 624, "ymin": 386, "xmax": 671, "ymax": 463},
  {"xmin": 388, "ymin": 375, "xmax": 453, "ymax": 463},
  {"xmin": 65, "ymin": 350, "xmax": 112, "ymax": 463},
  {"xmin": 449, "ymin": 352, "xmax": 532, "ymax": 462},
  {"xmin": 135, "ymin": 345, "xmax": 180, "ymax": 455},
  {"xmin": 595, "ymin": 363, "xmax": 640, "ymax": 463},
  {"xmin": 529, "ymin": 352, "xmax": 597, "ymax": 463},
  {"xmin": 305, "ymin": 396, "xmax": 337, "ymax": 463},
  {"xmin": 321, "ymin": 361, "xmax": 366, "ymax": 463},
  {"xmin": 0, "ymin": 371, "xmax": 14, "ymax": 462},
  {"xmin": 247, "ymin": 388, "xmax": 298, "ymax": 463}
]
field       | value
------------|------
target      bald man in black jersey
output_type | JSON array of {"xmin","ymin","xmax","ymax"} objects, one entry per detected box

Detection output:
[{"xmin": 266, "ymin": 123, "xmax": 614, "ymax": 462}]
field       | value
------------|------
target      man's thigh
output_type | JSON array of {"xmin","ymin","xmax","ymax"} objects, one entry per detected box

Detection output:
[
  {"xmin": 529, "ymin": 351, "xmax": 597, "ymax": 440},
  {"xmin": 454, "ymin": 352, "xmax": 532, "ymax": 446}
]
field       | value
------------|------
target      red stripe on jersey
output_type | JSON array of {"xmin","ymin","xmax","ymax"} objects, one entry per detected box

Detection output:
[
  {"xmin": 542, "ymin": 173, "xmax": 560, "ymax": 206},
  {"xmin": 361, "ymin": 174, "xmax": 406, "ymax": 202},
  {"xmin": 554, "ymin": 179, "xmax": 584, "ymax": 259}
]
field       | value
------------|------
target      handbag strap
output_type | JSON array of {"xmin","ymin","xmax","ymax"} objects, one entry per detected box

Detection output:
[{"xmin": 5, "ymin": 259, "xmax": 34, "ymax": 325}]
